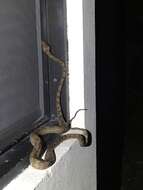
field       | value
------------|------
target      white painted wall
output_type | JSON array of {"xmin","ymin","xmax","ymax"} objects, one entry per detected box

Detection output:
[{"xmin": 35, "ymin": 0, "xmax": 96, "ymax": 189}]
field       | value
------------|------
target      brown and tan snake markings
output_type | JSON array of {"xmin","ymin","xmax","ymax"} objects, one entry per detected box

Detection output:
[{"xmin": 29, "ymin": 42, "xmax": 92, "ymax": 170}]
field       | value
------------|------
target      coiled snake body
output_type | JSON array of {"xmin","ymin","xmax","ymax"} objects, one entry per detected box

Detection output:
[{"xmin": 30, "ymin": 42, "xmax": 90, "ymax": 170}]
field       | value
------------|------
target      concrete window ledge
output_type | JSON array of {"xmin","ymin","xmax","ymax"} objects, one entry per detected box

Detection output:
[
  {"xmin": 4, "ymin": 140, "xmax": 76, "ymax": 190},
  {"xmin": 4, "ymin": 136, "xmax": 96, "ymax": 190},
  {"xmin": 4, "ymin": 135, "xmax": 96, "ymax": 190}
]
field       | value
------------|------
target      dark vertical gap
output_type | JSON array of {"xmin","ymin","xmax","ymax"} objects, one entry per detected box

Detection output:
[
  {"xmin": 122, "ymin": 0, "xmax": 143, "ymax": 189},
  {"xmin": 96, "ymin": 0, "xmax": 125, "ymax": 189}
]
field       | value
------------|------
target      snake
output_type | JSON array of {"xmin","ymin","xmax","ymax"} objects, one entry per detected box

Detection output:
[{"xmin": 29, "ymin": 42, "xmax": 90, "ymax": 170}]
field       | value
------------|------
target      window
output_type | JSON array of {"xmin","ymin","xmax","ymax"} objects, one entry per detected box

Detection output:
[{"xmin": 0, "ymin": 0, "xmax": 68, "ymax": 188}]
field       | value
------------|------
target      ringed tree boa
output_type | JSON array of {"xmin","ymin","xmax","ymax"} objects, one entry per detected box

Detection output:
[{"xmin": 29, "ymin": 41, "xmax": 91, "ymax": 170}]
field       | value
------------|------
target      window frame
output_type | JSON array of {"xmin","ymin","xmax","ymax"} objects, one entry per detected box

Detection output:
[{"xmin": 0, "ymin": 0, "xmax": 68, "ymax": 188}]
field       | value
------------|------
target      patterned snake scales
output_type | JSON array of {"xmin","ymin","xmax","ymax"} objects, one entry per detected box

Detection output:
[{"xmin": 30, "ymin": 41, "xmax": 91, "ymax": 170}]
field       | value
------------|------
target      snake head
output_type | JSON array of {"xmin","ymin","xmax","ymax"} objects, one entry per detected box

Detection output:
[{"xmin": 41, "ymin": 41, "xmax": 50, "ymax": 53}]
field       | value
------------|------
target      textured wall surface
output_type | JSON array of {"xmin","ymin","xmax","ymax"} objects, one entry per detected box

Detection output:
[{"xmin": 36, "ymin": 0, "xmax": 96, "ymax": 189}]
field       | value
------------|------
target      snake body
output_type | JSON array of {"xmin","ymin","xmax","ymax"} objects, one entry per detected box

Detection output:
[
  {"xmin": 42, "ymin": 41, "xmax": 68, "ymax": 128},
  {"xmin": 30, "ymin": 42, "xmax": 91, "ymax": 170}
]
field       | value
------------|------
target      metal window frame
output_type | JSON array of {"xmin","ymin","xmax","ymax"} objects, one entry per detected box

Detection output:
[{"xmin": 0, "ymin": 0, "xmax": 68, "ymax": 188}]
